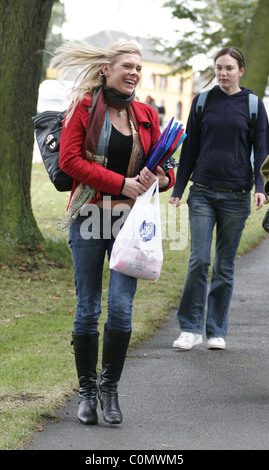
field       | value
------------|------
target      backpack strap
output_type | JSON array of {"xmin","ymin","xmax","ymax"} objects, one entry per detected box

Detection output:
[
  {"xmin": 248, "ymin": 93, "xmax": 258, "ymax": 145},
  {"xmin": 248, "ymin": 93, "xmax": 258, "ymax": 172},
  {"xmin": 195, "ymin": 89, "xmax": 211, "ymax": 121}
]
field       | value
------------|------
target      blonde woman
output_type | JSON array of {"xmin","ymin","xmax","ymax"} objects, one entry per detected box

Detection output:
[{"xmin": 51, "ymin": 41, "xmax": 175, "ymax": 425}]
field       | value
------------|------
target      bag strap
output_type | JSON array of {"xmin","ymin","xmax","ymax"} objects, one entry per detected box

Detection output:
[
  {"xmin": 136, "ymin": 178, "xmax": 159, "ymax": 205},
  {"xmin": 195, "ymin": 89, "xmax": 211, "ymax": 121},
  {"xmin": 248, "ymin": 93, "xmax": 258, "ymax": 145}
]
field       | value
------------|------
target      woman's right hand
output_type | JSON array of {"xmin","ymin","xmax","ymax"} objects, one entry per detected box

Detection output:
[
  {"xmin": 169, "ymin": 196, "xmax": 181, "ymax": 207},
  {"xmin": 121, "ymin": 177, "xmax": 147, "ymax": 200}
]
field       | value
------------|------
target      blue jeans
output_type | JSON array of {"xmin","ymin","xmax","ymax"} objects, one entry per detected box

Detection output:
[
  {"xmin": 177, "ymin": 184, "xmax": 251, "ymax": 338},
  {"xmin": 69, "ymin": 207, "xmax": 137, "ymax": 334}
]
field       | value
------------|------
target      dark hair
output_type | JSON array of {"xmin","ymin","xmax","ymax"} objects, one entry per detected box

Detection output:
[
  {"xmin": 214, "ymin": 47, "xmax": 245, "ymax": 68},
  {"xmin": 204, "ymin": 46, "xmax": 245, "ymax": 88}
]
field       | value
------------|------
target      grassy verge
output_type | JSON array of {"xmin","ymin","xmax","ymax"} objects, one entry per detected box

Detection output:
[{"xmin": 0, "ymin": 162, "xmax": 267, "ymax": 449}]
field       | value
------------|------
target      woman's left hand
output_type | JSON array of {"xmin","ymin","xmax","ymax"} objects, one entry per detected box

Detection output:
[
  {"xmin": 254, "ymin": 192, "xmax": 266, "ymax": 210},
  {"xmin": 140, "ymin": 166, "xmax": 169, "ymax": 189}
]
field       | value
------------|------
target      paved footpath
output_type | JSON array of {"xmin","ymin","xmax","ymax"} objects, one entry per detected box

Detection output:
[{"xmin": 25, "ymin": 238, "xmax": 269, "ymax": 451}]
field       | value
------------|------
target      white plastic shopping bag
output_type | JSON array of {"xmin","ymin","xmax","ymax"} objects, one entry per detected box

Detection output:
[{"xmin": 109, "ymin": 179, "xmax": 163, "ymax": 281}]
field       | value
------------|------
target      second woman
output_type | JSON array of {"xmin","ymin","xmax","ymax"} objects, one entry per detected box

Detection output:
[{"xmin": 170, "ymin": 47, "xmax": 269, "ymax": 351}]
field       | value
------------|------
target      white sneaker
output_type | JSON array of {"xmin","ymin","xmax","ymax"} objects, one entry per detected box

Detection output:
[
  {"xmin": 173, "ymin": 332, "xmax": 203, "ymax": 350},
  {"xmin": 207, "ymin": 337, "xmax": 226, "ymax": 350}
]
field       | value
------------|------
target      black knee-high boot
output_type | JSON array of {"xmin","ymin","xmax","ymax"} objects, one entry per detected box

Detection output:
[
  {"xmin": 98, "ymin": 326, "xmax": 131, "ymax": 424},
  {"xmin": 72, "ymin": 333, "xmax": 99, "ymax": 425}
]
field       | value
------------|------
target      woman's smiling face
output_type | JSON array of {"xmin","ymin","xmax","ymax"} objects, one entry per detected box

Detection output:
[{"xmin": 102, "ymin": 53, "xmax": 142, "ymax": 95}]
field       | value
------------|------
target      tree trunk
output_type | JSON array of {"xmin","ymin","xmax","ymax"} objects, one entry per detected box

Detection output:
[
  {"xmin": 240, "ymin": 0, "xmax": 269, "ymax": 98},
  {"xmin": 0, "ymin": 0, "xmax": 54, "ymax": 249}
]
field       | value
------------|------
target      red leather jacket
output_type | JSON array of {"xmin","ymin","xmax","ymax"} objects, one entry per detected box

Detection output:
[{"xmin": 59, "ymin": 94, "xmax": 175, "ymax": 206}]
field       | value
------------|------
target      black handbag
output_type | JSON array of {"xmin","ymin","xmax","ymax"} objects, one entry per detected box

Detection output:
[{"xmin": 32, "ymin": 110, "xmax": 73, "ymax": 192}]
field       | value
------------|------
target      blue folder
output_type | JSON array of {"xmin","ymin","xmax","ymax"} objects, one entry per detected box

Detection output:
[{"xmin": 143, "ymin": 117, "xmax": 186, "ymax": 172}]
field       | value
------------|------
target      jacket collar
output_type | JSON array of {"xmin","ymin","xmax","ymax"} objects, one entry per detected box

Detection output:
[{"xmin": 131, "ymin": 100, "xmax": 151, "ymax": 126}]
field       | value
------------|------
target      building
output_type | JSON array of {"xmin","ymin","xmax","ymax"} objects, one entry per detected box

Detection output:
[{"xmin": 84, "ymin": 30, "xmax": 193, "ymax": 125}]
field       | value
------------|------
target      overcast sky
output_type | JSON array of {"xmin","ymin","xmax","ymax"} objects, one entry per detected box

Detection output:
[{"xmin": 62, "ymin": 0, "xmax": 178, "ymax": 41}]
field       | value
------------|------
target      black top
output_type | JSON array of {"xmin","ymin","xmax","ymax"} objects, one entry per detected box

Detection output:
[
  {"xmin": 171, "ymin": 86, "xmax": 269, "ymax": 198},
  {"xmin": 101, "ymin": 125, "xmax": 133, "ymax": 200}
]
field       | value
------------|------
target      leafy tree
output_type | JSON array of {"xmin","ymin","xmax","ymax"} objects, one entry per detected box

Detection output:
[
  {"xmin": 0, "ymin": 0, "xmax": 54, "ymax": 250},
  {"xmin": 162, "ymin": 0, "xmax": 257, "ymax": 66},
  {"xmin": 161, "ymin": 0, "xmax": 269, "ymax": 96},
  {"xmin": 240, "ymin": 0, "xmax": 269, "ymax": 97}
]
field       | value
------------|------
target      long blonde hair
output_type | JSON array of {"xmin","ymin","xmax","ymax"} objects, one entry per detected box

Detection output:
[{"xmin": 50, "ymin": 40, "xmax": 142, "ymax": 124}]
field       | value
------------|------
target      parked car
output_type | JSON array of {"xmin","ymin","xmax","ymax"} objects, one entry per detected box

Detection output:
[
  {"xmin": 33, "ymin": 79, "xmax": 73, "ymax": 162},
  {"xmin": 37, "ymin": 79, "xmax": 72, "ymax": 113}
]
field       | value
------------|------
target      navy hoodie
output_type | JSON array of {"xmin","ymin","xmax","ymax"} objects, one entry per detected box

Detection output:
[{"xmin": 172, "ymin": 86, "xmax": 269, "ymax": 198}]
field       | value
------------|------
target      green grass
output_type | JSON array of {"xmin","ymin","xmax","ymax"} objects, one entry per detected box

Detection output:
[{"xmin": 0, "ymin": 161, "xmax": 267, "ymax": 449}]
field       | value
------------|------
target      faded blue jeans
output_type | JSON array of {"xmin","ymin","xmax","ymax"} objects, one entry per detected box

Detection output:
[
  {"xmin": 177, "ymin": 184, "xmax": 251, "ymax": 338},
  {"xmin": 69, "ymin": 206, "xmax": 137, "ymax": 334}
]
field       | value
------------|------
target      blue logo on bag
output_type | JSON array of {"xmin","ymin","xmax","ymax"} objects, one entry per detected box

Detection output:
[{"xmin": 139, "ymin": 220, "xmax": 156, "ymax": 242}]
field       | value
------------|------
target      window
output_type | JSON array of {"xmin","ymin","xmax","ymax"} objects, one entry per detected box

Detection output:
[
  {"xmin": 149, "ymin": 74, "xmax": 156, "ymax": 89},
  {"xmin": 176, "ymin": 101, "xmax": 182, "ymax": 120},
  {"xmin": 160, "ymin": 75, "xmax": 167, "ymax": 90}
]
